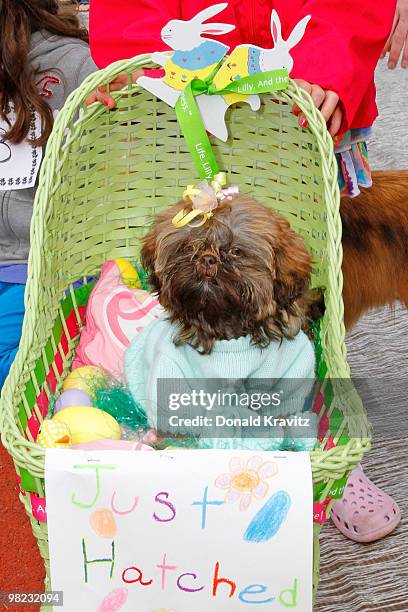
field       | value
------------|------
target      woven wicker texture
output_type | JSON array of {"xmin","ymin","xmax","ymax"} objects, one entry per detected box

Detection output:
[{"xmin": 0, "ymin": 55, "xmax": 371, "ymax": 603}]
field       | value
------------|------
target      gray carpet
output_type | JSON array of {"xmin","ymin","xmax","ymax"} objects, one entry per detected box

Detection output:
[
  {"xmin": 317, "ymin": 62, "xmax": 408, "ymax": 611},
  {"xmin": 317, "ymin": 304, "xmax": 408, "ymax": 611}
]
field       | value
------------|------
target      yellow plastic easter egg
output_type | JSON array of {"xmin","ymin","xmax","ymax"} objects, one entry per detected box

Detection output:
[
  {"xmin": 37, "ymin": 420, "xmax": 71, "ymax": 449},
  {"xmin": 62, "ymin": 366, "xmax": 105, "ymax": 394},
  {"xmin": 115, "ymin": 258, "xmax": 141, "ymax": 289},
  {"xmin": 53, "ymin": 406, "xmax": 120, "ymax": 444},
  {"xmin": 90, "ymin": 508, "xmax": 117, "ymax": 538}
]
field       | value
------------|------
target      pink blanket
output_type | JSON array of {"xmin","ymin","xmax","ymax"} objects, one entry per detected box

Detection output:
[{"xmin": 73, "ymin": 259, "xmax": 163, "ymax": 379}]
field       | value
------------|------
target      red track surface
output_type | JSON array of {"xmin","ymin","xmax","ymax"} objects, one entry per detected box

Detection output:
[{"xmin": 0, "ymin": 443, "xmax": 44, "ymax": 612}]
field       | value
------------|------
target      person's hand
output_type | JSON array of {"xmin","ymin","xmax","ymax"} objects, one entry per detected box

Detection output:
[
  {"xmin": 85, "ymin": 70, "xmax": 144, "ymax": 108},
  {"xmin": 292, "ymin": 79, "xmax": 344, "ymax": 138},
  {"xmin": 381, "ymin": 0, "xmax": 408, "ymax": 69}
]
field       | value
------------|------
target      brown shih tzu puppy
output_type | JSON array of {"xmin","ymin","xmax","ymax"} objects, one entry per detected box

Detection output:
[
  {"xmin": 140, "ymin": 170, "xmax": 408, "ymax": 342},
  {"xmin": 141, "ymin": 194, "xmax": 314, "ymax": 354}
]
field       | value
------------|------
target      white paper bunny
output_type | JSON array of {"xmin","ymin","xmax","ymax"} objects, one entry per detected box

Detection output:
[
  {"xmin": 0, "ymin": 128, "xmax": 12, "ymax": 164},
  {"xmin": 137, "ymin": 3, "xmax": 261, "ymax": 133},
  {"xmin": 153, "ymin": 3, "xmax": 234, "ymax": 54},
  {"xmin": 138, "ymin": 4, "xmax": 234, "ymax": 104},
  {"xmin": 207, "ymin": 10, "xmax": 311, "ymax": 140},
  {"xmin": 260, "ymin": 10, "xmax": 311, "ymax": 73},
  {"xmin": 0, "ymin": 111, "xmax": 43, "ymax": 190}
]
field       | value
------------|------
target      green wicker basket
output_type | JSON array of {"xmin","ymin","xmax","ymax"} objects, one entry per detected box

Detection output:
[{"xmin": 0, "ymin": 54, "xmax": 371, "ymax": 605}]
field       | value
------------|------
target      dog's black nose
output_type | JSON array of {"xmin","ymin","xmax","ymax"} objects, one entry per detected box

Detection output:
[
  {"xmin": 196, "ymin": 252, "xmax": 218, "ymax": 280},
  {"xmin": 200, "ymin": 254, "xmax": 217, "ymax": 267}
]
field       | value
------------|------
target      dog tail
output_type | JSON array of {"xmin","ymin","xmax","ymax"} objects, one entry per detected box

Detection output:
[{"xmin": 340, "ymin": 170, "xmax": 408, "ymax": 328}]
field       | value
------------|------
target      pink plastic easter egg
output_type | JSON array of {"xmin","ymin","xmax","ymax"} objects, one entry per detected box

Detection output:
[{"xmin": 54, "ymin": 389, "xmax": 93, "ymax": 412}]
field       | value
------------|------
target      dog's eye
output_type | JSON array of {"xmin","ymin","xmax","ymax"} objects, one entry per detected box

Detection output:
[
  {"xmin": 229, "ymin": 247, "xmax": 242, "ymax": 257},
  {"xmin": 182, "ymin": 244, "xmax": 195, "ymax": 255}
]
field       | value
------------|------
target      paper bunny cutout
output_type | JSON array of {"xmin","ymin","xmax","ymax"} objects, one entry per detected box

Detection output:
[
  {"xmin": 0, "ymin": 128, "xmax": 12, "ymax": 164},
  {"xmin": 0, "ymin": 110, "xmax": 43, "ymax": 190},
  {"xmin": 158, "ymin": 3, "xmax": 235, "ymax": 51},
  {"xmin": 138, "ymin": 3, "xmax": 234, "ymax": 104},
  {"xmin": 210, "ymin": 10, "xmax": 311, "ymax": 138},
  {"xmin": 138, "ymin": 5, "xmax": 311, "ymax": 141},
  {"xmin": 265, "ymin": 9, "xmax": 310, "ymax": 73}
]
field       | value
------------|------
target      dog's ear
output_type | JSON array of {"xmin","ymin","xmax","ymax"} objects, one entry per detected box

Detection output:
[
  {"xmin": 140, "ymin": 226, "xmax": 160, "ymax": 292},
  {"xmin": 273, "ymin": 218, "xmax": 312, "ymax": 315},
  {"xmin": 302, "ymin": 287, "xmax": 325, "ymax": 324},
  {"xmin": 140, "ymin": 227, "xmax": 156, "ymax": 272},
  {"xmin": 140, "ymin": 201, "xmax": 186, "ymax": 293}
]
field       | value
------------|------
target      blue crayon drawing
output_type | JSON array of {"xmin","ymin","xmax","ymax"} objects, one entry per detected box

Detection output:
[{"xmin": 244, "ymin": 490, "xmax": 291, "ymax": 543}]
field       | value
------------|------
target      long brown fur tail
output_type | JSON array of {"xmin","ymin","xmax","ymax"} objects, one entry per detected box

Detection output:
[{"xmin": 341, "ymin": 170, "xmax": 408, "ymax": 329}]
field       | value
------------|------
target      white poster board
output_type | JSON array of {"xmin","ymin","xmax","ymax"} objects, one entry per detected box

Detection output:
[
  {"xmin": 46, "ymin": 449, "xmax": 313, "ymax": 612},
  {"xmin": 0, "ymin": 109, "xmax": 42, "ymax": 190}
]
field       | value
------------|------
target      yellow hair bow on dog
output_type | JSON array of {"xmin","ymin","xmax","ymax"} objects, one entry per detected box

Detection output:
[{"xmin": 172, "ymin": 172, "xmax": 232, "ymax": 228}]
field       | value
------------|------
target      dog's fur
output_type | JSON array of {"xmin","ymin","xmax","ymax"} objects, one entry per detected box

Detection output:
[
  {"xmin": 141, "ymin": 170, "xmax": 408, "ymax": 348},
  {"xmin": 141, "ymin": 195, "xmax": 313, "ymax": 353},
  {"xmin": 341, "ymin": 170, "xmax": 408, "ymax": 329}
]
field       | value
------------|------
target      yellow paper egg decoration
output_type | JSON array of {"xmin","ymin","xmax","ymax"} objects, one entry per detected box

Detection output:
[
  {"xmin": 62, "ymin": 366, "xmax": 105, "ymax": 394},
  {"xmin": 37, "ymin": 420, "xmax": 71, "ymax": 449},
  {"xmin": 53, "ymin": 406, "xmax": 121, "ymax": 444},
  {"xmin": 90, "ymin": 508, "xmax": 117, "ymax": 539}
]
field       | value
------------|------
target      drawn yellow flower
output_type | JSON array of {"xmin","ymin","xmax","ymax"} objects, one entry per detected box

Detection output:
[{"xmin": 215, "ymin": 455, "xmax": 278, "ymax": 511}]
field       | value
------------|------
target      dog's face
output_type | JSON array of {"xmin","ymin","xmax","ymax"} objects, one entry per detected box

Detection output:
[{"xmin": 141, "ymin": 195, "xmax": 312, "ymax": 353}]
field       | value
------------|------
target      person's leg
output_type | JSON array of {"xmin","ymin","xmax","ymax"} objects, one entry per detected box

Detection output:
[{"xmin": 0, "ymin": 282, "xmax": 25, "ymax": 389}]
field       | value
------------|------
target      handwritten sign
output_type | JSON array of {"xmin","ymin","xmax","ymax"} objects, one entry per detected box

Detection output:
[
  {"xmin": 0, "ymin": 108, "xmax": 42, "ymax": 190},
  {"xmin": 45, "ymin": 449, "xmax": 313, "ymax": 611}
]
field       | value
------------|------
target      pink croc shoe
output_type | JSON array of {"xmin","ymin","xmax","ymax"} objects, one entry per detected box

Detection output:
[{"xmin": 331, "ymin": 466, "xmax": 401, "ymax": 543}]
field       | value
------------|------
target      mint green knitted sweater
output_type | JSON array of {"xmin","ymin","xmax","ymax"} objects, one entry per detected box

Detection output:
[{"xmin": 125, "ymin": 318, "xmax": 316, "ymax": 450}]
